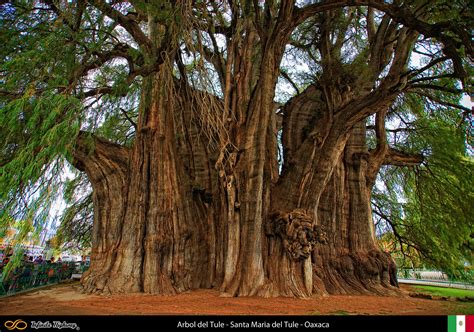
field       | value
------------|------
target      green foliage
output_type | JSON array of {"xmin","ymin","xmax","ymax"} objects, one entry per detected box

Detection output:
[
  {"xmin": 53, "ymin": 173, "xmax": 93, "ymax": 252},
  {"xmin": 0, "ymin": 2, "xmax": 139, "ymax": 258},
  {"xmin": 0, "ymin": 93, "xmax": 82, "ymax": 240},
  {"xmin": 374, "ymin": 93, "xmax": 473, "ymax": 278},
  {"xmin": 0, "ymin": 3, "xmax": 87, "ymax": 264}
]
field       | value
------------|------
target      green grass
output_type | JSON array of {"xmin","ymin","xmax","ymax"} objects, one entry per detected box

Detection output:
[{"xmin": 413, "ymin": 285, "xmax": 474, "ymax": 298}]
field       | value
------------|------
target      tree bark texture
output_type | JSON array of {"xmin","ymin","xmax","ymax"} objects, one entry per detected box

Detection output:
[
  {"xmin": 311, "ymin": 121, "xmax": 398, "ymax": 295},
  {"xmin": 71, "ymin": 4, "xmax": 417, "ymax": 298},
  {"xmin": 74, "ymin": 71, "xmax": 225, "ymax": 294},
  {"xmin": 74, "ymin": 78, "xmax": 401, "ymax": 297}
]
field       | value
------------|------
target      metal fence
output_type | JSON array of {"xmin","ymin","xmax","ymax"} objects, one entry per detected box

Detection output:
[
  {"xmin": 0, "ymin": 262, "xmax": 89, "ymax": 296},
  {"xmin": 398, "ymin": 269, "xmax": 449, "ymax": 281},
  {"xmin": 397, "ymin": 268, "xmax": 473, "ymax": 285}
]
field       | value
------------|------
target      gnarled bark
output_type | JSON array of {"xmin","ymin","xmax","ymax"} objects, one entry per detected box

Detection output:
[
  {"xmin": 312, "ymin": 121, "xmax": 398, "ymax": 296},
  {"xmin": 74, "ymin": 70, "xmax": 221, "ymax": 294},
  {"xmin": 71, "ymin": 2, "xmax": 425, "ymax": 299},
  {"xmin": 272, "ymin": 79, "xmax": 402, "ymax": 296},
  {"xmin": 72, "ymin": 132, "xmax": 130, "ymax": 293}
]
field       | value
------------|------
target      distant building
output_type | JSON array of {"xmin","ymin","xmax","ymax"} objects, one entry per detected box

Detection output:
[{"xmin": 0, "ymin": 221, "xmax": 57, "ymax": 256}]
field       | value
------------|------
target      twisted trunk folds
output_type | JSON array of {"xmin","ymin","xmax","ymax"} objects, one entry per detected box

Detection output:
[
  {"xmin": 74, "ymin": 74, "xmax": 222, "ymax": 294},
  {"xmin": 72, "ymin": 5, "xmax": 416, "ymax": 298},
  {"xmin": 73, "ymin": 74, "xmax": 400, "ymax": 297}
]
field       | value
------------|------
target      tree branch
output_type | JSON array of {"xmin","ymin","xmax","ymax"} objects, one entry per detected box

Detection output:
[
  {"xmin": 292, "ymin": 1, "xmax": 470, "ymax": 84},
  {"xmin": 367, "ymin": 125, "xmax": 417, "ymax": 134},
  {"xmin": 372, "ymin": 202, "xmax": 426, "ymax": 256},
  {"xmin": 405, "ymin": 56, "xmax": 449, "ymax": 78},
  {"xmin": 407, "ymin": 74, "xmax": 457, "ymax": 85},
  {"xmin": 68, "ymin": 43, "xmax": 138, "ymax": 89},
  {"xmin": 72, "ymin": 131, "xmax": 130, "ymax": 177},
  {"xmin": 383, "ymin": 148, "xmax": 423, "ymax": 167},
  {"xmin": 406, "ymin": 84, "xmax": 464, "ymax": 95},
  {"xmin": 119, "ymin": 108, "xmax": 137, "ymax": 130},
  {"xmin": 280, "ymin": 70, "xmax": 300, "ymax": 94},
  {"xmin": 89, "ymin": 0, "xmax": 153, "ymax": 54}
]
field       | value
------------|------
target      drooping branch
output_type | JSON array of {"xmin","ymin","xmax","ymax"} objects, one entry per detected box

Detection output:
[
  {"xmin": 407, "ymin": 84, "xmax": 465, "ymax": 95},
  {"xmin": 119, "ymin": 108, "xmax": 137, "ymax": 130},
  {"xmin": 67, "ymin": 43, "xmax": 139, "ymax": 91},
  {"xmin": 366, "ymin": 126, "xmax": 417, "ymax": 135},
  {"xmin": 407, "ymin": 75, "xmax": 458, "ymax": 85},
  {"xmin": 78, "ymin": 58, "xmax": 167, "ymax": 99},
  {"xmin": 372, "ymin": 202, "xmax": 427, "ymax": 258},
  {"xmin": 405, "ymin": 56, "xmax": 450, "ymax": 79},
  {"xmin": 280, "ymin": 69, "xmax": 300, "ymax": 94}
]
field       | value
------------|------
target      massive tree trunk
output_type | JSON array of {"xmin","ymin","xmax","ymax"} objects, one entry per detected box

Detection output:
[
  {"xmin": 73, "ymin": 71, "xmax": 404, "ymax": 298},
  {"xmin": 270, "ymin": 82, "xmax": 401, "ymax": 297},
  {"xmin": 312, "ymin": 121, "xmax": 397, "ymax": 295},
  {"xmin": 71, "ymin": 3, "xmax": 418, "ymax": 298},
  {"xmin": 74, "ymin": 69, "xmax": 222, "ymax": 294},
  {"xmin": 219, "ymin": 47, "xmax": 284, "ymax": 297},
  {"xmin": 73, "ymin": 133, "xmax": 130, "ymax": 294},
  {"xmin": 73, "ymin": 56, "xmax": 401, "ymax": 298}
]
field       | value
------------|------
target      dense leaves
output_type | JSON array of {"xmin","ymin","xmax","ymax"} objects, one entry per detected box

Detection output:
[{"xmin": 374, "ymin": 95, "xmax": 473, "ymax": 276}]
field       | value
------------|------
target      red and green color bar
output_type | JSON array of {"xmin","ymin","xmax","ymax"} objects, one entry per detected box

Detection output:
[{"xmin": 448, "ymin": 316, "xmax": 474, "ymax": 332}]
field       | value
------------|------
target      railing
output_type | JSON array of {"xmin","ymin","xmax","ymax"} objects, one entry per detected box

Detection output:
[
  {"xmin": 397, "ymin": 268, "xmax": 474, "ymax": 289},
  {"xmin": 398, "ymin": 269, "xmax": 449, "ymax": 281},
  {"xmin": 0, "ymin": 262, "xmax": 89, "ymax": 297}
]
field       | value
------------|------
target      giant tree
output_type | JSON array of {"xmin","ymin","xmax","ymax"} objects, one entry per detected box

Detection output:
[{"xmin": 0, "ymin": 0, "xmax": 471, "ymax": 297}]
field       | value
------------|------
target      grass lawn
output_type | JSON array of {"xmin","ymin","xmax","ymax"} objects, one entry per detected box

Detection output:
[{"xmin": 413, "ymin": 285, "xmax": 474, "ymax": 298}]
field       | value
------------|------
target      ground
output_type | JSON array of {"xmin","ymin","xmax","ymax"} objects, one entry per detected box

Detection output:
[{"xmin": 0, "ymin": 282, "xmax": 472, "ymax": 315}]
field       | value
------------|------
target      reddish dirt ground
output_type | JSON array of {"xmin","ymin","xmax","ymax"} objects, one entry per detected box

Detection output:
[{"xmin": 0, "ymin": 282, "xmax": 471, "ymax": 316}]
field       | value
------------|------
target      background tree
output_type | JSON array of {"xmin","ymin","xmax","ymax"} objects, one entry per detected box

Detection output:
[
  {"xmin": 373, "ymin": 94, "xmax": 473, "ymax": 278},
  {"xmin": 0, "ymin": 0, "xmax": 471, "ymax": 297}
]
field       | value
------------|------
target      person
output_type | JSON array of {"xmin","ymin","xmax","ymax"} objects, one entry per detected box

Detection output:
[
  {"xmin": 34, "ymin": 255, "xmax": 44, "ymax": 264},
  {"xmin": 2, "ymin": 256, "xmax": 10, "ymax": 266},
  {"xmin": 5, "ymin": 247, "xmax": 13, "ymax": 257}
]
